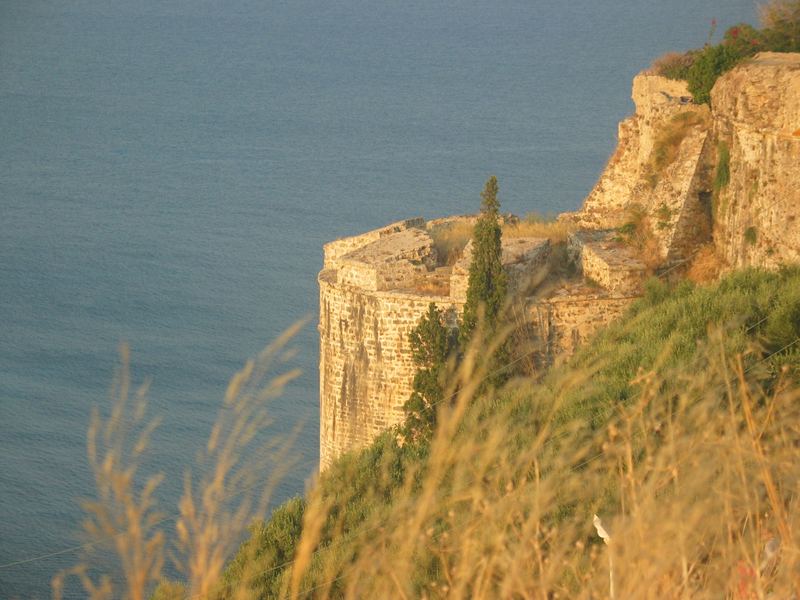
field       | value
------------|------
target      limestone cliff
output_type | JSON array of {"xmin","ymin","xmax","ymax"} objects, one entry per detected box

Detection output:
[
  {"xmin": 711, "ymin": 53, "xmax": 800, "ymax": 268},
  {"xmin": 318, "ymin": 53, "xmax": 800, "ymax": 469},
  {"xmin": 572, "ymin": 52, "xmax": 800, "ymax": 269}
]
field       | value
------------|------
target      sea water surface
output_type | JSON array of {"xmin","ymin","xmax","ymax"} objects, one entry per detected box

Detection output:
[{"xmin": 1, "ymin": 1, "xmax": 757, "ymax": 596}]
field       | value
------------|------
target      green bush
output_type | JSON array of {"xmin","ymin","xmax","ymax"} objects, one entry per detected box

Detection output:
[
  {"xmin": 652, "ymin": 4, "xmax": 800, "ymax": 104},
  {"xmin": 765, "ymin": 278, "xmax": 800, "ymax": 349},
  {"xmin": 220, "ymin": 497, "xmax": 306, "ymax": 597},
  {"xmin": 760, "ymin": 0, "xmax": 800, "ymax": 51},
  {"xmin": 686, "ymin": 42, "xmax": 746, "ymax": 104},
  {"xmin": 402, "ymin": 303, "xmax": 458, "ymax": 439}
]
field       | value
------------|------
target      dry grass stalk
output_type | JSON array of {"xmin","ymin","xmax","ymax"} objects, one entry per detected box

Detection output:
[
  {"xmin": 649, "ymin": 51, "xmax": 696, "ymax": 77},
  {"xmin": 175, "ymin": 322, "xmax": 304, "ymax": 598},
  {"xmin": 429, "ymin": 221, "xmax": 474, "ymax": 266},
  {"xmin": 618, "ymin": 204, "xmax": 663, "ymax": 271},
  {"xmin": 53, "ymin": 344, "xmax": 164, "ymax": 600},
  {"xmin": 687, "ymin": 243, "xmax": 725, "ymax": 283},
  {"xmin": 502, "ymin": 213, "xmax": 574, "ymax": 243},
  {"xmin": 56, "ymin": 324, "xmax": 305, "ymax": 600},
  {"xmin": 644, "ymin": 111, "xmax": 709, "ymax": 189}
]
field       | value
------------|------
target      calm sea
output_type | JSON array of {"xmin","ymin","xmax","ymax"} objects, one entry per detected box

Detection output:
[{"xmin": 1, "ymin": 1, "xmax": 757, "ymax": 596}]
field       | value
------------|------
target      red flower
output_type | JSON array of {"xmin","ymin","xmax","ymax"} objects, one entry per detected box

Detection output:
[{"xmin": 730, "ymin": 27, "xmax": 740, "ymax": 39}]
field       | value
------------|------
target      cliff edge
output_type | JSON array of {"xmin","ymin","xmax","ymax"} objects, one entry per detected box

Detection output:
[{"xmin": 318, "ymin": 53, "xmax": 800, "ymax": 468}]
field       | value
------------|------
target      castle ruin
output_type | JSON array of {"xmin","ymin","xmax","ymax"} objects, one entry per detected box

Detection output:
[{"xmin": 319, "ymin": 53, "xmax": 800, "ymax": 469}]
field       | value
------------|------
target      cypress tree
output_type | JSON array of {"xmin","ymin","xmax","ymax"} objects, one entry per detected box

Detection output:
[{"xmin": 459, "ymin": 175, "xmax": 508, "ymax": 348}]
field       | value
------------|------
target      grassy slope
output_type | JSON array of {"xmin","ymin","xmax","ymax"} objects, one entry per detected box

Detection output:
[{"xmin": 221, "ymin": 267, "xmax": 800, "ymax": 598}]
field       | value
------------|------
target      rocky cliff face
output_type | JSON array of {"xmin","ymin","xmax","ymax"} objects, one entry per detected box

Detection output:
[
  {"xmin": 574, "ymin": 74, "xmax": 712, "ymax": 265},
  {"xmin": 573, "ymin": 52, "xmax": 800, "ymax": 270},
  {"xmin": 711, "ymin": 53, "xmax": 800, "ymax": 268},
  {"xmin": 318, "ymin": 53, "xmax": 800, "ymax": 469}
]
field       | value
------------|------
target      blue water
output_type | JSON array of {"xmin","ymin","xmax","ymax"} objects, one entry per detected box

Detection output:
[{"xmin": 1, "ymin": 1, "xmax": 757, "ymax": 597}]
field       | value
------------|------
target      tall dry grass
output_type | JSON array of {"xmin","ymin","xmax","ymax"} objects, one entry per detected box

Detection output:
[
  {"xmin": 429, "ymin": 221, "xmax": 475, "ymax": 266},
  {"xmin": 428, "ymin": 213, "xmax": 574, "ymax": 268},
  {"xmin": 503, "ymin": 213, "xmax": 574, "ymax": 243},
  {"xmin": 277, "ymin": 327, "xmax": 799, "ymax": 599},
  {"xmin": 60, "ymin": 283, "xmax": 800, "ymax": 599},
  {"xmin": 52, "ymin": 344, "xmax": 165, "ymax": 600},
  {"xmin": 687, "ymin": 243, "xmax": 726, "ymax": 284},
  {"xmin": 644, "ymin": 111, "xmax": 709, "ymax": 189},
  {"xmin": 53, "ymin": 323, "xmax": 305, "ymax": 600}
]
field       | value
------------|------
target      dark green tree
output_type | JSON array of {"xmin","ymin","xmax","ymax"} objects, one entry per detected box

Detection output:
[
  {"xmin": 459, "ymin": 175, "xmax": 508, "ymax": 347},
  {"xmin": 402, "ymin": 303, "xmax": 457, "ymax": 439}
]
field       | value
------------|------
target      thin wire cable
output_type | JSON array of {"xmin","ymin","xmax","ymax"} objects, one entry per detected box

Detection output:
[{"xmin": 0, "ymin": 467, "xmax": 279, "ymax": 570}]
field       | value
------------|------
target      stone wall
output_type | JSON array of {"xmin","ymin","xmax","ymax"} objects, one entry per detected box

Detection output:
[
  {"xmin": 318, "ymin": 55, "xmax": 800, "ymax": 471},
  {"xmin": 568, "ymin": 73, "xmax": 713, "ymax": 265},
  {"xmin": 581, "ymin": 242, "xmax": 646, "ymax": 295},
  {"xmin": 319, "ymin": 274, "xmax": 458, "ymax": 470},
  {"xmin": 532, "ymin": 286, "xmax": 637, "ymax": 359},
  {"xmin": 323, "ymin": 218, "xmax": 425, "ymax": 270},
  {"xmin": 575, "ymin": 74, "xmax": 700, "ymax": 229},
  {"xmin": 571, "ymin": 54, "xmax": 800, "ymax": 271}
]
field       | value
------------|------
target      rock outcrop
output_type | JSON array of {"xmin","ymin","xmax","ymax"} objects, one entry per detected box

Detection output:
[
  {"xmin": 318, "ymin": 53, "xmax": 800, "ymax": 469},
  {"xmin": 710, "ymin": 52, "xmax": 800, "ymax": 268}
]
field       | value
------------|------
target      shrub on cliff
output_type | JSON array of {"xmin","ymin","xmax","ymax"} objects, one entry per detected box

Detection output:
[
  {"xmin": 402, "ymin": 303, "xmax": 458, "ymax": 440},
  {"xmin": 760, "ymin": 0, "xmax": 800, "ymax": 50},
  {"xmin": 685, "ymin": 29, "xmax": 757, "ymax": 104},
  {"xmin": 652, "ymin": 1, "xmax": 800, "ymax": 103}
]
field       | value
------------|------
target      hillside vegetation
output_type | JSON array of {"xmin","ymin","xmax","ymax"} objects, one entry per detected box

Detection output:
[
  {"xmin": 213, "ymin": 267, "xmax": 800, "ymax": 599},
  {"xmin": 651, "ymin": 0, "xmax": 800, "ymax": 103}
]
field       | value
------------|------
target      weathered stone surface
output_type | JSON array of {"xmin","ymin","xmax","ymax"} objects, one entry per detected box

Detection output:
[
  {"xmin": 569, "ymin": 73, "xmax": 713, "ymax": 265},
  {"xmin": 581, "ymin": 242, "xmax": 646, "ymax": 295},
  {"xmin": 568, "ymin": 231, "xmax": 647, "ymax": 295},
  {"xmin": 319, "ymin": 277, "xmax": 458, "ymax": 470},
  {"xmin": 710, "ymin": 52, "xmax": 800, "ymax": 268},
  {"xmin": 450, "ymin": 237, "xmax": 550, "ymax": 302},
  {"xmin": 337, "ymin": 228, "xmax": 436, "ymax": 292},
  {"xmin": 531, "ymin": 285, "xmax": 636, "ymax": 360},
  {"xmin": 576, "ymin": 75, "xmax": 700, "ymax": 226},
  {"xmin": 323, "ymin": 217, "xmax": 425, "ymax": 270}
]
